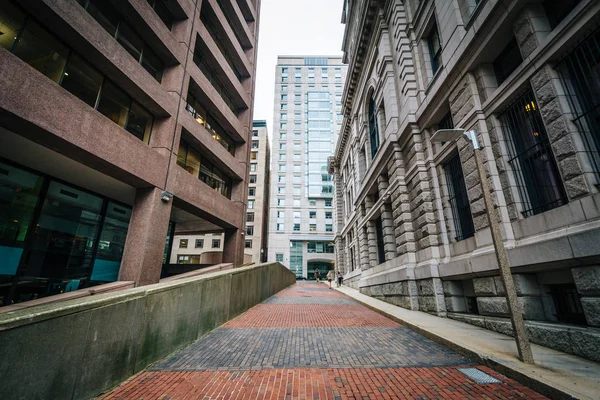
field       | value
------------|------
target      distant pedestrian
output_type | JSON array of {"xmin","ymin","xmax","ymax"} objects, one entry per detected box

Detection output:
[
  {"xmin": 337, "ymin": 271, "xmax": 343, "ymax": 287},
  {"xmin": 326, "ymin": 270, "xmax": 334, "ymax": 289},
  {"xmin": 315, "ymin": 268, "xmax": 321, "ymax": 282}
]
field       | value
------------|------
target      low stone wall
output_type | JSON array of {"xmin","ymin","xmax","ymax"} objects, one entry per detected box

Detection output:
[{"xmin": 0, "ymin": 262, "xmax": 295, "ymax": 400}]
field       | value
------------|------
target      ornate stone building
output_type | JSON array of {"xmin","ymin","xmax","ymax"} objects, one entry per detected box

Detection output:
[{"xmin": 332, "ymin": 0, "xmax": 600, "ymax": 362}]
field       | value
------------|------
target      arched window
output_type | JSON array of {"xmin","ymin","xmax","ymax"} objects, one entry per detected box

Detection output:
[{"xmin": 368, "ymin": 95, "xmax": 380, "ymax": 158}]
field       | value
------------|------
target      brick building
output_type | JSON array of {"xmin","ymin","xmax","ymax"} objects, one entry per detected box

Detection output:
[
  {"xmin": 0, "ymin": 0, "xmax": 260, "ymax": 306},
  {"xmin": 331, "ymin": 0, "xmax": 600, "ymax": 362}
]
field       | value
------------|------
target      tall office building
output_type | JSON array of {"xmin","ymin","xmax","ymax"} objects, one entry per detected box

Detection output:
[
  {"xmin": 0, "ymin": 0, "xmax": 260, "ymax": 307},
  {"xmin": 268, "ymin": 56, "xmax": 348, "ymax": 279},
  {"xmin": 245, "ymin": 120, "xmax": 270, "ymax": 263}
]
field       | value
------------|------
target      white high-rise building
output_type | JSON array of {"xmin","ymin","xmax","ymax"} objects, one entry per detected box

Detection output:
[{"xmin": 267, "ymin": 56, "xmax": 348, "ymax": 279}]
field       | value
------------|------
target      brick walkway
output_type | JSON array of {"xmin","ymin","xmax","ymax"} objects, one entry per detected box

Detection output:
[{"xmin": 100, "ymin": 282, "xmax": 548, "ymax": 399}]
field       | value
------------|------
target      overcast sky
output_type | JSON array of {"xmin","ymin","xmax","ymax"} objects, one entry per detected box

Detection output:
[{"xmin": 252, "ymin": 0, "xmax": 345, "ymax": 138}]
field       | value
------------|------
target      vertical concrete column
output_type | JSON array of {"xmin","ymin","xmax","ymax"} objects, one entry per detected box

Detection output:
[
  {"xmin": 377, "ymin": 175, "xmax": 396, "ymax": 260},
  {"xmin": 365, "ymin": 195, "xmax": 379, "ymax": 267},
  {"xmin": 223, "ymin": 228, "xmax": 244, "ymax": 266},
  {"xmin": 335, "ymin": 236, "xmax": 346, "ymax": 274},
  {"xmin": 119, "ymin": 187, "xmax": 173, "ymax": 286}
]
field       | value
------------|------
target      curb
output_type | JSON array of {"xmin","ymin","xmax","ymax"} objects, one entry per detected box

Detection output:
[{"xmin": 336, "ymin": 286, "xmax": 580, "ymax": 400}]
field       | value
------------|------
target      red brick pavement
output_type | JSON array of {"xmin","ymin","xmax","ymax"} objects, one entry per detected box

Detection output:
[
  {"xmin": 102, "ymin": 367, "xmax": 546, "ymax": 400},
  {"xmin": 222, "ymin": 304, "xmax": 399, "ymax": 328},
  {"xmin": 98, "ymin": 283, "xmax": 549, "ymax": 399}
]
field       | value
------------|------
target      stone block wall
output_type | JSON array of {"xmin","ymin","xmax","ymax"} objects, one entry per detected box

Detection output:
[{"xmin": 573, "ymin": 265, "xmax": 600, "ymax": 327}]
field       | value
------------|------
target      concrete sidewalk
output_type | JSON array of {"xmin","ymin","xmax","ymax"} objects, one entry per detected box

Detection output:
[{"xmin": 331, "ymin": 283, "xmax": 600, "ymax": 400}]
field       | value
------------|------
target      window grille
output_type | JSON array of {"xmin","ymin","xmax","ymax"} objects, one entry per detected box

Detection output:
[
  {"xmin": 556, "ymin": 28, "xmax": 600, "ymax": 181},
  {"xmin": 445, "ymin": 154, "xmax": 475, "ymax": 241},
  {"xmin": 550, "ymin": 283, "xmax": 586, "ymax": 325},
  {"xmin": 500, "ymin": 89, "xmax": 567, "ymax": 216}
]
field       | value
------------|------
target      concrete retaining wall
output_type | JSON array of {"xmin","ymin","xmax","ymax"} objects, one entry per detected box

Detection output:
[{"xmin": 0, "ymin": 262, "xmax": 295, "ymax": 400}]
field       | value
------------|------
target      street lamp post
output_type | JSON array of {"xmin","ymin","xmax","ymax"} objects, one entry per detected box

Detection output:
[{"xmin": 431, "ymin": 129, "xmax": 534, "ymax": 364}]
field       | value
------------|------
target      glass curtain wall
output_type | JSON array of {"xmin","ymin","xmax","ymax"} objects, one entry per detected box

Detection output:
[
  {"xmin": 289, "ymin": 240, "xmax": 303, "ymax": 277},
  {"xmin": 306, "ymin": 92, "xmax": 334, "ymax": 198},
  {"xmin": 0, "ymin": 160, "xmax": 132, "ymax": 306}
]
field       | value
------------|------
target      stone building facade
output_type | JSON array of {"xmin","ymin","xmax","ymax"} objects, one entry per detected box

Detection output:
[
  {"xmin": 0, "ymin": 0, "xmax": 260, "ymax": 307},
  {"xmin": 332, "ymin": 0, "xmax": 600, "ymax": 362}
]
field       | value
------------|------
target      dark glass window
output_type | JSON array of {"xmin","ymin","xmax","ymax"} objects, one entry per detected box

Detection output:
[
  {"xmin": 60, "ymin": 53, "xmax": 103, "ymax": 107},
  {"xmin": 247, "ymin": 212, "xmax": 254, "ymax": 222},
  {"xmin": 500, "ymin": 89, "xmax": 567, "ymax": 216},
  {"xmin": 556, "ymin": 29, "xmax": 600, "ymax": 181},
  {"xmin": 375, "ymin": 216, "xmax": 385, "ymax": 264},
  {"xmin": 445, "ymin": 153, "xmax": 475, "ymax": 241},
  {"xmin": 0, "ymin": 2, "xmax": 26, "ymax": 51},
  {"xmin": 140, "ymin": 45, "xmax": 163, "ymax": 81},
  {"xmin": 90, "ymin": 202, "xmax": 132, "ymax": 283},
  {"xmin": 13, "ymin": 19, "xmax": 69, "ymax": 84},
  {"xmin": 368, "ymin": 96, "xmax": 380, "ymax": 158},
  {"xmin": 195, "ymin": 239, "xmax": 203, "ymax": 248},
  {"xmin": 162, "ymin": 221, "xmax": 174, "ymax": 264},
  {"xmin": 186, "ymin": 92, "xmax": 235, "ymax": 155},
  {"xmin": 549, "ymin": 283, "xmax": 586, "ymax": 324},
  {"xmin": 78, "ymin": 0, "xmax": 164, "ymax": 82},
  {"xmin": 116, "ymin": 22, "xmax": 143, "ymax": 61},
  {"xmin": 212, "ymin": 239, "xmax": 220, "ymax": 248},
  {"xmin": 126, "ymin": 102, "xmax": 153, "ymax": 143},
  {"xmin": 245, "ymin": 239, "xmax": 252, "ymax": 248},
  {"xmin": 83, "ymin": 0, "xmax": 120, "ymax": 37},
  {"xmin": 97, "ymin": 80, "xmax": 130, "ymax": 128},
  {"xmin": 543, "ymin": 0, "xmax": 580, "ymax": 30},
  {"xmin": 147, "ymin": 0, "xmax": 174, "ymax": 30},
  {"xmin": 246, "ymin": 226, "xmax": 254, "ymax": 236},
  {"xmin": 494, "ymin": 38, "xmax": 523, "ymax": 85},
  {"xmin": 0, "ymin": 162, "xmax": 44, "ymax": 303},
  {"xmin": 14, "ymin": 181, "xmax": 104, "ymax": 302},
  {"xmin": 178, "ymin": 139, "xmax": 232, "ymax": 198},
  {"xmin": 427, "ymin": 23, "xmax": 442, "ymax": 75}
]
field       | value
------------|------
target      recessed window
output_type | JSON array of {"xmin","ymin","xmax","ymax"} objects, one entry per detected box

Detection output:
[
  {"xmin": 493, "ymin": 38, "xmax": 523, "ymax": 86},
  {"xmin": 445, "ymin": 153, "xmax": 475, "ymax": 241},
  {"xmin": 247, "ymin": 212, "xmax": 254, "ymax": 222},
  {"xmin": 276, "ymin": 253, "xmax": 284, "ymax": 262},
  {"xmin": 309, "ymin": 211, "xmax": 316, "ymax": 219},
  {"xmin": 246, "ymin": 225, "xmax": 254, "ymax": 236},
  {"xmin": 179, "ymin": 239, "xmax": 188, "ymax": 248},
  {"xmin": 245, "ymin": 239, "xmax": 252, "ymax": 248},
  {"xmin": 310, "ymin": 199, "xmax": 317, "ymax": 206},
  {"xmin": 309, "ymin": 224, "xmax": 316, "ymax": 232},
  {"xmin": 195, "ymin": 239, "xmax": 204, "ymax": 248},
  {"xmin": 277, "ymin": 198, "xmax": 285, "ymax": 206},
  {"xmin": 325, "ymin": 224, "xmax": 333, "ymax": 232},
  {"xmin": 146, "ymin": 0, "xmax": 174, "ymax": 30},
  {"xmin": 325, "ymin": 200, "xmax": 332, "ymax": 207},
  {"xmin": 212, "ymin": 239, "xmax": 221, "ymax": 248},
  {"xmin": 427, "ymin": 23, "xmax": 442, "ymax": 76},
  {"xmin": 250, "ymin": 164, "xmax": 257, "ymax": 172},
  {"xmin": 249, "ymin": 175, "xmax": 257, "ymax": 183},
  {"xmin": 543, "ymin": 0, "xmax": 581, "ymax": 29},
  {"xmin": 248, "ymin": 187, "xmax": 255, "ymax": 196},
  {"xmin": 293, "ymin": 224, "xmax": 300, "ymax": 231},
  {"xmin": 277, "ymin": 223, "xmax": 284, "ymax": 231},
  {"xmin": 248, "ymin": 200, "xmax": 255, "ymax": 209}
]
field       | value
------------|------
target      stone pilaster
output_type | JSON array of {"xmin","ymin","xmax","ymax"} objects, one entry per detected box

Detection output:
[
  {"xmin": 530, "ymin": 65, "xmax": 591, "ymax": 200},
  {"xmin": 387, "ymin": 144, "xmax": 416, "ymax": 254},
  {"xmin": 377, "ymin": 175, "xmax": 396, "ymax": 260},
  {"xmin": 365, "ymin": 195, "xmax": 379, "ymax": 267},
  {"xmin": 512, "ymin": 5, "xmax": 551, "ymax": 59}
]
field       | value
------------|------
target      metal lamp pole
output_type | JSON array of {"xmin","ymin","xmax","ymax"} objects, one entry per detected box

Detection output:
[{"xmin": 431, "ymin": 129, "xmax": 534, "ymax": 364}]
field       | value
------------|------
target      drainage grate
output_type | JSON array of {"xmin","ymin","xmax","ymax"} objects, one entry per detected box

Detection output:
[{"xmin": 457, "ymin": 368, "xmax": 501, "ymax": 384}]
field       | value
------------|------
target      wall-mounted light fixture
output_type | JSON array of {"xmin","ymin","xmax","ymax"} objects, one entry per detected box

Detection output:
[{"xmin": 161, "ymin": 191, "xmax": 173, "ymax": 203}]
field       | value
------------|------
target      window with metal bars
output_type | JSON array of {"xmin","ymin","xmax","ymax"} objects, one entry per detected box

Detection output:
[
  {"xmin": 549, "ymin": 283, "xmax": 586, "ymax": 325},
  {"xmin": 556, "ymin": 29, "xmax": 600, "ymax": 182},
  {"xmin": 444, "ymin": 154, "xmax": 475, "ymax": 241},
  {"xmin": 500, "ymin": 89, "xmax": 567, "ymax": 216}
]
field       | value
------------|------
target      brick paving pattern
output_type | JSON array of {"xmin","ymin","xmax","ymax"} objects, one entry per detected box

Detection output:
[{"xmin": 100, "ymin": 282, "xmax": 549, "ymax": 399}]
